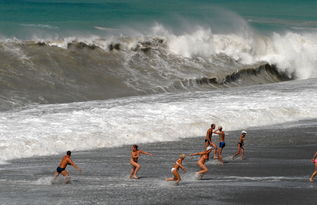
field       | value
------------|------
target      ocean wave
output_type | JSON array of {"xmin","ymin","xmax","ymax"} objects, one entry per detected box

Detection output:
[
  {"xmin": 20, "ymin": 24, "xmax": 59, "ymax": 30},
  {"xmin": 1, "ymin": 23, "xmax": 317, "ymax": 108}
]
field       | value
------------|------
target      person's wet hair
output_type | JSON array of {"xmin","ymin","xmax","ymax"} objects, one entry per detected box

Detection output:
[
  {"xmin": 133, "ymin": 145, "xmax": 138, "ymax": 150},
  {"xmin": 67, "ymin": 151, "xmax": 71, "ymax": 156},
  {"xmin": 211, "ymin": 123, "xmax": 215, "ymax": 128}
]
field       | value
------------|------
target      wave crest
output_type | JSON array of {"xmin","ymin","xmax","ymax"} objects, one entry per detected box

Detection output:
[{"xmin": 2, "ymin": 24, "xmax": 316, "ymax": 109}]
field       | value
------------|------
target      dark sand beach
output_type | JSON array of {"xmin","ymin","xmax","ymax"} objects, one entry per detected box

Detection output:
[
  {"xmin": 2, "ymin": 1, "xmax": 317, "ymax": 205},
  {"xmin": 0, "ymin": 120, "xmax": 316, "ymax": 205}
]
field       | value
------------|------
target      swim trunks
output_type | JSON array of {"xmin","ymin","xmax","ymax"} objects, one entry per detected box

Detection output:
[
  {"xmin": 171, "ymin": 168, "xmax": 176, "ymax": 173},
  {"xmin": 238, "ymin": 142, "xmax": 244, "ymax": 148},
  {"xmin": 219, "ymin": 142, "xmax": 226, "ymax": 148},
  {"xmin": 56, "ymin": 167, "xmax": 65, "ymax": 173}
]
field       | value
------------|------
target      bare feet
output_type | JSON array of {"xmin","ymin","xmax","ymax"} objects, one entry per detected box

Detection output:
[
  {"xmin": 195, "ymin": 173, "xmax": 203, "ymax": 180},
  {"xmin": 309, "ymin": 177, "xmax": 314, "ymax": 182},
  {"xmin": 64, "ymin": 176, "xmax": 71, "ymax": 184}
]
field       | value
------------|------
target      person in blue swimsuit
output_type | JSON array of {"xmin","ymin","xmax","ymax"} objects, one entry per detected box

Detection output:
[{"xmin": 214, "ymin": 126, "xmax": 225, "ymax": 165}]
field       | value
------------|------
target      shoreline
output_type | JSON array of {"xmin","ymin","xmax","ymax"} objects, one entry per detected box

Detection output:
[{"xmin": 0, "ymin": 119, "xmax": 317, "ymax": 204}]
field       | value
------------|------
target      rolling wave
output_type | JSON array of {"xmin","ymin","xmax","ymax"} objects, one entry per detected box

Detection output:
[
  {"xmin": 0, "ymin": 39, "xmax": 289, "ymax": 110},
  {"xmin": 2, "ymin": 23, "xmax": 316, "ymax": 109}
]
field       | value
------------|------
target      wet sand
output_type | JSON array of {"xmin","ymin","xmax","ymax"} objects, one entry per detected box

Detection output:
[{"xmin": 0, "ymin": 120, "xmax": 316, "ymax": 205}]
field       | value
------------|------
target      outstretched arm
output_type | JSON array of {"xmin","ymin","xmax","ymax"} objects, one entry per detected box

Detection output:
[
  {"xmin": 214, "ymin": 130, "xmax": 221, "ymax": 134},
  {"xmin": 190, "ymin": 151, "xmax": 205, "ymax": 156},
  {"xmin": 67, "ymin": 158, "xmax": 81, "ymax": 171},
  {"xmin": 141, "ymin": 150, "xmax": 154, "ymax": 156}
]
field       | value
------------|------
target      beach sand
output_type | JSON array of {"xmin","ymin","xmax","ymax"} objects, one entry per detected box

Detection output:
[{"xmin": 0, "ymin": 120, "xmax": 316, "ymax": 205}]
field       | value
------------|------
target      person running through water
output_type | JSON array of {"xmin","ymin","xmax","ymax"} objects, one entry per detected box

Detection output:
[
  {"xmin": 165, "ymin": 154, "xmax": 187, "ymax": 185},
  {"xmin": 130, "ymin": 144, "xmax": 154, "ymax": 179},
  {"xmin": 53, "ymin": 151, "xmax": 81, "ymax": 183},
  {"xmin": 232, "ymin": 130, "xmax": 247, "ymax": 160},
  {"xmin": 214, "ymin": 126, "xmax": 225, "ymax": 164},
  {"xmin": 205, "ymin": 123, "xmax": 217, "ymax": 159},
  {"xmin": 190, "ymin": 146, "xmax": 213, "ymax": 179},
  {"xmin": 309, "ymin": 152, "xmax": 317, "ymax": 182}
]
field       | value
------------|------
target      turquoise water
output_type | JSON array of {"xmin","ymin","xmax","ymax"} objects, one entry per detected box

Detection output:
[{"xmin": 1, "ymin": 0, "xmax": 317, "ymax": 38}]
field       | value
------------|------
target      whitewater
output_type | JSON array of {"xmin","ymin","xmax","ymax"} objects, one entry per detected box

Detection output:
[{"xmin": 0, "ymin": 78, "xmax": 316, "ymax": 161}]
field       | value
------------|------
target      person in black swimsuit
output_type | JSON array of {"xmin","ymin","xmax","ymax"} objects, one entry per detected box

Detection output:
[
  {"xmin": 232, "ymin": 131, "xmax": 247, "ymax": 160},
  {"xmin": 204, "ymin": 123, "xmax": 217, "ymax": 159},
  {"xmin": 53, "ymin": 151, "xmax": 81, "ymax": 183}
]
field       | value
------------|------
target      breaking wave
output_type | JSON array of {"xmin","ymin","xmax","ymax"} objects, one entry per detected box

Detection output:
[{"xmin": 1, "ymin": 23, "xmax": 317, "ymax": 109}]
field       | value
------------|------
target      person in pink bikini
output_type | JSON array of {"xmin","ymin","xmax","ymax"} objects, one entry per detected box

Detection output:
[{"xmin": 309, "ymin": 152, "xmax": 317, "ymax": 182}]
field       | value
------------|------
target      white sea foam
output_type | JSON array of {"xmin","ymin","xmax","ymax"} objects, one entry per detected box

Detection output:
[
  {"xmin": 33, "ymin": 176, "xmax": 55, "ymax": 185},
  {"xmin": 27, "ymin": 24, "xmax": 317, "ymax": 79},
  {"xmin": 0, "ymin": 80, "xmax": 316, "ymax": 161},
  {"xmin": 2, "ymin": 19, "xmax": 317, "ymax": 80},
  {"xmin": 20, "ymin": 24, "xmax": 59, "ymax": 30},
  {"xmin": 1, "ymin": 43, "xmax": 31, "ymax": 63},
  {"xmin": 218, "ymin": 176, "xmax": 304, "ymax": 182},
  {"xmin": 0, "ymin": 160, "xmax": 9, "ymax": 165},
  {"xmin": 161, "ymin": 25, "xmax": 317, "ymax": 79}
]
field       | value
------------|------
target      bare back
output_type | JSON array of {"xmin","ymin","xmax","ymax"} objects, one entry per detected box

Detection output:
[
  {"xmin": 199, "ymin": 151, "xmax": 211, "ymax": 162},
  {"xmin": 59, "ymin": 156, "xmax": 74, "ymax": 169}
]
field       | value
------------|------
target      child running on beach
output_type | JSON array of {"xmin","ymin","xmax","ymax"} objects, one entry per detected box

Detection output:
[
  {"xmin": 130, "ymin": 144, "xmax": 154, "ymax": 179},
  {"xmin": 190, "ymin": 146, "xmax": 213, "ymax": 179},
  {"xmin": 165, "ymin": 154, "xmax": 187, "ymax": 185},
  {"xmin": 309, "ymin": 152, "xmax": 317, "ymax": 182}
]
